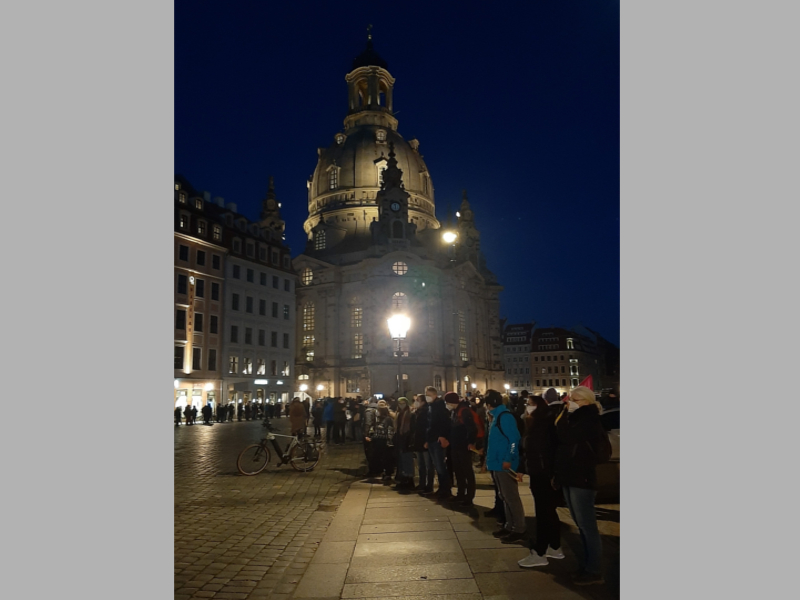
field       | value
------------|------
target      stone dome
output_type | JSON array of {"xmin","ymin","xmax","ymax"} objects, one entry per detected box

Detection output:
[{"xmin": 304, "ymin": 123, "xmax": 438, "ymax": 236}]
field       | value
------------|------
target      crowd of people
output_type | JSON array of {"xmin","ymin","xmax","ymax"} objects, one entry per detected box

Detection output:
[
  {"xmin": 305, "ymin": 385, "xmax": 615, "ymax": 587},
  {"xmin": 173, "ymin": 399, "xmax": 302, "ymax": 426},
  {"xmin": 173, "ymin": 385, "xmax": 617, "ymax": 586}
]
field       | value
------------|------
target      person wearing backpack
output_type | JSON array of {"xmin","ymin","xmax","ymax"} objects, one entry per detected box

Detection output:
[
  {"xmin": 552, "ymin": 386, "xmax": 610, "ymax": 586},
  {"xmin": 485, "ymin": 389, "xmax": 527, "ymax": 545},
  {"xmin": 517, "ymin": 392, "xmax": 564, "ymax": 568},
  {"xmin": 446, "ymin": 392, "xmax": 478, "ymax": 507}
]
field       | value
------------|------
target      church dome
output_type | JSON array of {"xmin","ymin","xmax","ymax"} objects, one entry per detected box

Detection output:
[{"xmin": 352, "ymin": 39, "xmax": 388, "ymax": 70}]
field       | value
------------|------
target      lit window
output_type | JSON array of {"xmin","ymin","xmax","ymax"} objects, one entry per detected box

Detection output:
[
  {"xmin": 243, "ymin": 358, "xmax": 252, "ymax": 375},
  {"xmin": 175, "ymin": 183, "xmax": 180, "ymax": 191},
  {"xmin": 213, "ymin": 225, "xmax": 222, "ymax": 241},
  {"xmin": 376, "ymin": 129, "xmax": 386, "ymax": 142},
  {"xmin": 351, "ymin": 306, "xmax": 362, "ymax": 328},
  {"xmin": 315, "ymin": 231, "xmax": 326, "ymax": 250},
  {"xmin": 283, "ymin": 304, "xmax": 290, "ymax": 320},
  {"xmin": 459, "ymin": 338, "xmax": 468, "ymax": 362},
  {"xmin": 303, "ymin": 335, "xmax": 315, "ymax": 361},
  {"xmin": 301, "ymin": 267, "xmax": 313, "ymax": 285},
  {"xmin": 346, "ymin": 378, "xmax": 359, "ymax": 393},
  {"xmin": 352, "ymin": 333, "xmax": 363, "ymax": 359},
  {"xmin": 392, "ymin": 261, "xmax": 408, "ymax": 275},
  {"xmin": 197, "ymin": 221, "xmax": 206, "ymax": 235},
  {"xmin": 257, "ymin": 359, "xmax": 266, "ymax": 375},
  {"xmin": 303, "ymin": 302, "xmax": 315, "ymax": 331},
  {"xmin": 179, "ymin": 193, "xmax": 187, "ymax": 204},
  {"xmin": 179, "ymin": 214, "xmax": 189, "ymax": 229},
  {"xmin": 298, "ymin": 374, "xmax": 309, "ymax": 380},
  {"xmin": 195, "ymin": 198, "xmax": 202, "ymax": 210},
  {"xmin": 229, "ymin": 355, "xmax": 239, "ymax": 373},
  {"xmin": 282, "ymin": 362, "xmax": 290, "ymax": 376},
  {"xmin": 329, "ymin": 169, "xmax": 338, "ymax": 190},
  {"xmin": 391, "ymin": 292, "xmax": 407, "ymax": 310}
]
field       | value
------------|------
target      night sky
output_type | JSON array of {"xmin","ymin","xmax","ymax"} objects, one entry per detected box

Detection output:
[{"xmin": 175, "ymin": 0, "xmax": 620, "ymax": 345}]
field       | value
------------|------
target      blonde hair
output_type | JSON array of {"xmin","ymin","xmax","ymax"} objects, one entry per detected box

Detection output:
[
  {"xmin": 570, "ymin": 386, "xmax": 601, "ymax": 409},
  {"xmin": 425, "ymin": 386, "xmax": 438, "ymax": 395}
]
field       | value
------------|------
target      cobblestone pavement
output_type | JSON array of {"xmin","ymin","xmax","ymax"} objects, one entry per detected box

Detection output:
[
  {"xmin": 175, "ymin": 419, "xmax": 367, "ymax": 600},
  {"xmin": 175, "ymin": 420, "xmax": 620, "ymax": 600}
]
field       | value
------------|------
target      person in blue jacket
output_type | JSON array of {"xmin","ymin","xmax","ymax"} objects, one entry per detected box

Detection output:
[
  {"xmin": 485, "ymin": 389, "xmax": 527, "ymax": 544},
  {"xmin": 323, "ymin": 398, "xmax": 335, "ymax": 443}
]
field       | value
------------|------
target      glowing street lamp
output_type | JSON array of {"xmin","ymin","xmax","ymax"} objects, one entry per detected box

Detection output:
[
  {"xmin": 299, "ymin": 384, "xmax": 308, "ymax": 393},
  {"xmin": 442, "ymin": 231, "xmax": 457, "ymax": 244},
  {"xmin": 504, "ymin": 383, "xmax": 510, "ymax": 391},
  {"xmin": 316, "ymin": 384, "xmax": 324, "ymax": 399},
  {"xmin": 387, "ymin": 314, "xmax": 411, "ymax": 395}
]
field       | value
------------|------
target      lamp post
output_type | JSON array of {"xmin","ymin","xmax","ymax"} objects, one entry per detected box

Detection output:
[
  {"xmin": 387, "ymin": 314, "xmax": 411, "ymax": 397},
  {"xmin": 316, "ymin": 384, "xmax": 324, "ymax": 399}
]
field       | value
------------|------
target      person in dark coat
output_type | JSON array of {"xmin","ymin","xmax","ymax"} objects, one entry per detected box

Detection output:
[
  {"xmin": 516, "ymin": 390, "xmax": 564, "ymax": 568},
  {"xmin": 333, "ymin": 397, "xmax": 347, "ymax": 444},
  {"xmin": 424, "ymin": 386, "xmax": 452, "ymax": 498},
  {"xmin": 237, "ymin": 402, "xmax": 244, "ymax": 421},
  {"xmin": 244, "ymin": 403, "xmax": 251, "ymax": 421},
  {"xmin": 392, "ymin": 397, "xmax": 415, "ymax": 490},
  {"xmin": 362, "ymin": 397, "xmax": 380, "ymax": 477},
  {"xmin": 289, "ymin": 397, "xmax": 307, "ymax": 436},
  {"xmin": 191, "ymin": 405, "xmax": 198, "ymax": 425},
  {"xmin": 311, "ymin": 400, "xmax": 324, "ymax": 438},
  {"xmin": 447, "ymin": 393, "xmax": 478, "ymax": 506},
  {"xmin": 201, "ymin": 403, "xmax": 212, "ymax": 425},
  {"xmin": 552, "ymin": 386, "xmax": 607, "ymax": 585},
  {"xmin": 411, "ymin": 394, "xmax": 434, "ymax": 493},
  {"xmin": 227, "ymin": 403, "xmax": 234, "ymax": 422},
  {"xmin": 174, "ymin": 406, "xmax": 182, "ymax": 426},
  {"xmin": 183, "ymin": 404, "xmax": 192, "ymax": 425},
  {"xmin": 365, "ymin": 399, "xmax": 395, "ymax": 482}
]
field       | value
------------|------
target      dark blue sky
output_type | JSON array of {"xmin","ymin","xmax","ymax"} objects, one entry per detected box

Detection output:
[{"xmin": 175, "ymin": 0, "xmax": 620, "ymax": 345}]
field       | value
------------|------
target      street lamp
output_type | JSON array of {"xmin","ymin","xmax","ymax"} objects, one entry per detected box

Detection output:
[
  {"xmin": 504, "ymin": 383, "xmax": 510, "ymax": 392},
  {"xmin": 316, "ymin": 384, "xmax": 324, "ymax": 399},
  {"xmin": 299, "ymin": 384, "xmax": 308, "ymax": 393},
  {"xmin": 387, "ymin": 314, "xmax": 411, "ymax": 396},
  {"xmin": 442, "ymin": 231, "xmax": 457, "ymax": 244}
]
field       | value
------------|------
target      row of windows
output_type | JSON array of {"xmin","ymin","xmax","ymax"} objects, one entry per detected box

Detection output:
[
  {"xmin": 178, "ymin": 245, "xmax": 222, "ymax": 270},
  {"xmin": 228, "ymin": 356, "xmax": 291, "ymax": 376},
  {"xmin": 507, "ymin": 367, "xmax": 530, "ymax": 375},
  {"xmin": 300, "ymin": 262, "xmax": 408, "ymax": 287},
  {"xmin": 231, "ymin": 265, "xmax": 292, "ymax": 291},
  {"xmin": 178, "ymin": 214, "xmax": 223, "ymax": 241},
  {"xmin": 176, "ymin": 275, "xmax": 220, "ymax": 300},
  {"xmin": 534, "ymin": 378, "xmax": 579, "ymax": 388},
  {"xmin": 175, "ymin": 345, "xmax": 217, "ymax": 372},
  {"xmin": 535, "ymin": 355, "xmax": 566, "ymax": 362},
  {"xmin": 229, "ymin": 326, "xmax": 291, "ymax": 349},
  {"xmin": 175, "ymin": 310, "xmax": 218, "ymax": 334},
  {"xmin": 230, "ymin": 294, "xmax": 290, "ymax": 319},
  {"xmin": 538, "ymin": 366, "xmax": 580, "ymax": 375}
]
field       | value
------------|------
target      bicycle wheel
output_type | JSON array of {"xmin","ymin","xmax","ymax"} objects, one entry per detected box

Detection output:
[
  {"xmin": 237, "ymin": 443, "xmax": 271, "ymax": 475},
  {"xmin": 289, "ymin": 442, "xmax": 320, "ymax": 472}
]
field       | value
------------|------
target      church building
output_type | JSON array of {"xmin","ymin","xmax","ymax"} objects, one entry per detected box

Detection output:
[{"xmin": 292, "ymin": 37, "xmax": 505, "ymax": 399}]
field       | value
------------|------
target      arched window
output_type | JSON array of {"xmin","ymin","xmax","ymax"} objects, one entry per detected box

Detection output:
[
  {"xmin": 315, "ymin": 230, "xmax": 326, "ymax": 250},
  {"xmin": 329, "ymin": 169, "xmax": 338, "ymax": 190},
  {"xmin": 376, "ymin": 129, "xmax": 386, "ymax": 142},
  {"xmin": 301, "ymin": 267, "xmax": 313, "ymax": 286},
  {"xmin": 391, "ymin": 292, "xmax": 407, "ymax": 310},
  {"xmin": 434, "ymin": 375, "xmax": 442, "ymax": 392}
]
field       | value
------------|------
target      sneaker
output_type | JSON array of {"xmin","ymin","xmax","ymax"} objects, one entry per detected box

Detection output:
[
  {"xmin": 492, "ymin": 528, "xmax": 511, "ymax": 538},
  {"xmin": 573, "ymin": 572, "xmax": 605, "ymax": 586},
  {"xmin": 518, "ymin": 552, "xmax": 549, "ymax": 568},
  {"xmin": 546, "ymin": 546, "xmax": 565, "ymax": 560},
  {"xmin": 501, "ymin": 532, "xmax": 527, "ymax": 544}
]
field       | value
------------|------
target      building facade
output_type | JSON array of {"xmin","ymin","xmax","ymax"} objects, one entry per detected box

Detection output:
[
  {"xmin": 502, "ymin": 322, "xmax": 535, "ymax": 392},
  {"xmin": 292, "ymin": 39, "xmax": 505, "ymax": 399},
  {"xmin": 529, "ymin": 327, "xmax": 603, "ymax": 396},
  {"xmin": 173, "ymin": 175, "xmax": 297, "ymax": 412},
  {"xmin": 174, "ymin": 177, "xmax": 227, "ymax": 411}
]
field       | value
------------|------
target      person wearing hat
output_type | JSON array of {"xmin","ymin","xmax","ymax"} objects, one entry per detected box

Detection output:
[
  {"xmin": 393, "ymin": 397, "xmax": 416, "ymax": 490},
  {"xmin": 365, "ymin": 399, "xmax": 396, "ymax": 483}
]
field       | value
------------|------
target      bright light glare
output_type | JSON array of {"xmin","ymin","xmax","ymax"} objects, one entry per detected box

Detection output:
[
  {"xmin": 387, "ymin": 314, "xmax": 411, "ymax": 339},
  {"xmin": 504, "ymin": 384, "xmax": 510, "ymax": 390},
  {"xmin": 299, "ymin": 384, "xmax": 308, "ymax": 392},
  {"xmin": 317, "ymin": 384, "xmax": 324, "ymax": 391},
  {"xmin": 174, "ymin": 380, "xmax": 179, "ymax": 389},
  {"xmin": 442, "ymin": 231, "xmax": 457, "ymax": 244},
  {"xmin": 205, "ymin": 383, "xmax": 213, "ymax": 390}
]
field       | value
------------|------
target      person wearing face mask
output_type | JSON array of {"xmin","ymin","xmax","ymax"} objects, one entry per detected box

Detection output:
[
  {"xmin": 366, "ymin": 399, "xmax": 396, "ymax": 483},
  {"xmin": 423, "ymin": 386, "xmax": 452, "ymax": 499},
  {"xmin": 362, "ymin": 397, "xmax": 381, "ymax": 477},
  {"xmin": 516, "ymin": 392, "xmax": 564, "ymax": 568},
  {"xmin": 552, "ymin": 386, "xmax": 607, "ymax": 586},
  {"xmin": 447, "ymin": 392, "xmax": 478, "ymax": 507},
  {"xmin": 484, "ymin": 389, "xmax": 527, "ymax": 544},
  {"xmin": 412, "ymin": 393, "xmax": 434, "ymax": 494}
]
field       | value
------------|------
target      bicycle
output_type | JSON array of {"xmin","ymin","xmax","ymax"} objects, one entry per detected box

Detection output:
[{"xmin": 237, "ymin": 420, "xmax": 322, "ymax": 476}]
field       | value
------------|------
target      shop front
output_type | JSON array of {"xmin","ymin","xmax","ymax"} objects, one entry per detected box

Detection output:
[{"xmin": 173, "ymin": 379, "xmax": 221, "ymax": 413}]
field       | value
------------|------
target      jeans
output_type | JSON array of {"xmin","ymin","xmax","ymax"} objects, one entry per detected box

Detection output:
[
  {"xmin": 428, "ymin": 440, "xmax": 451, "ymax": 493},
  {"xmin": 492, "ymin": 471, "xmax": 526, "ymax": 533},
  {"xmin": 529, "ymin": 472, "xmax": 561, "ymax": 556},
  {"xmin": 417, "ymin": 451, "xmax": 434, "ymax": 490},
  {"xmin": 562, "ymin": 486, "xmax": 602, "ymax": 575}
]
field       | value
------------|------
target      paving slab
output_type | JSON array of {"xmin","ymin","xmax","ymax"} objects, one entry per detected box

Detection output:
[
  {"xmin": 310, "ymin": 540, "xmax": 356, "ymax": 564},
  {"xmin": 353, "ymin": 596, "xmax": 481, "ymax": 600},
  {"xmin": 292, "ymin": 560, "xmax": 349, "ymax": 598},
  {"xmin": 475, "ymin": 571, "xmax": 590, "ymax": 600},
  {"xmin": 361, "ymin": 516, "xmax": 451, "ymax": 525},
  {"xmin": 341, "ymin": 578, "xmax": 480, "ymax": 598},
  {"xmin": 360, "ymin": 521, "xmax": 452, "ymax": 534},
  {"xmin": 346, "ymin": 562, "xmax": 473, "ymax": 584},
  {"xmin": 356, "ymin": 529, "xmax": 457, "ymax": 544},
  {"xmin": 353, "ymin": 539, "xmax": 464, "ymax": 557},
  {"xmin": 463, "ymin": 547, "xmax": 538, "ymax": 573}
]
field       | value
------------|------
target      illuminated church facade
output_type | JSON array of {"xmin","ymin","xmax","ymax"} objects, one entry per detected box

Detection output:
[{"xmin": 292, "ymin": 38, "xmax": 505, "ymax": 399}]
